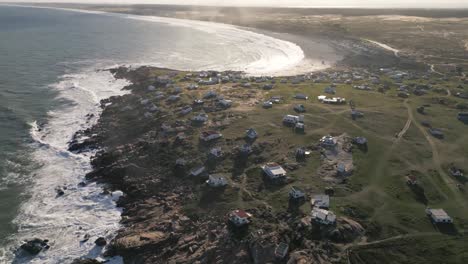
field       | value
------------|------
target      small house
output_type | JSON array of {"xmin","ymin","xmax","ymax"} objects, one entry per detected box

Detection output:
[
  {"xmin": 320, "ymin": 135, "xmax": 337, "ymax": 148},
  {"xmin": 283, "ymin": 115, "xmax": 300, "ymax": 125},
  {"xmin": 354, "ymin": 137, "xmax": 368, "ymax": 145},
  {"xmin": 263, "ymin": 84, "xmax": 274, "ymax": 90},
  {"xmin": 426, "ymin": 208, "xmax": 453, "ymax": 224},
  {"xmin": 274, "ymin": 242, "xmax": 289, "ymax": 259},
  {"xmin": 311, "ymin": 208, "xmax": 336, "ymax": 225},
  {"xmin": 457, "ymin": 112, "xmax": 468, "ymax": 123},
  {"xmin": 239, "ymin": 144, "xmax": 253, "ymax": 156},
  {"xmin": 324, "ymin": 86, "xmax": 336, "ymax": 94},
  {"xmin": 189, "ymin": 166, "xmax": 206, "ymax": 177},
  {"xmin": 147, "ymin": 85, "xmax": 156, "ymax": 91},
  {"xmin": 180, "ymin": 106, "xmax": 193, "ymax": 116},
  {"xmin": 203, "ymin": 90, "xmax": 217, "ymax": 99},
  {"xmin": 289, "ymin": 187, "xmax": 306, "ymax": 200},
  {"xmin": 262, "ymin": 163, "xmax": 287, "ymax": 180},
  {"xmin": 187, "ymin": 83, "xmax": 199, "ymax": 90},
  {"xmin": 229, "ymin": 210, "xmax": 252, "ymax": 227},
  {"xmin": 295, "ymin": 122, "xmax": 305, "ymax": 133},
  {"xmin": 311, "ymin": 194, "xmax": 330, "ymax": 209},
  {"xmin": 406, "ymin": 175, "xmax": 418, "ymax": 185},
  {"xmin": 193, "ymin": 99, "xmax": 204, "ymax": 105},
  {"xmin": 429, "ymin": 128, "xmax": 444, "ymax": 139},
  {"xmin": 167, "ymin": 95, "xmax": 180, "ymax": 102},
  {"xmin": 263, "ymin": 101, "xmax": 273, "ymax": 108},
  {"xmin": 209, "ymin": 147, "xmax": 223, "ymax": 158},
  {"xmin": 206, "ymin": 175, "xmax": 228, "ymax": 187},
  {"xmin": 294, "ymin": 104, "xmax": 306, "ymax": 113},
  {"xmin": 294, "ymin": 93, "xmax": 309, "ymax": 100},
  {"xmin": 449, "ymin": 167, "xmax": 464, "ymax": 177},
  {"xmin": 245, "ymin": 128, "xmax": 258, "ymax": 140},
  {"xmin": 192, "ymin": 113, "xmax": 208, "ymax": 123},
  {"xmin": 270, "ymin": 96, "xmax": 282, "ymax": 104},
  {"xmin": 218, "ymin": 99, "xmax": 232, "ymax": 108},
  {"xmin": 200, "ymin": 131, "xmax": 223, "ymax": 142}
]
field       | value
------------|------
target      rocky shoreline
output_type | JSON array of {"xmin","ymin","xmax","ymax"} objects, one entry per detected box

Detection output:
[{"xmin": 64, "ymin": 66, "xmax": 368, "ymax": 264}]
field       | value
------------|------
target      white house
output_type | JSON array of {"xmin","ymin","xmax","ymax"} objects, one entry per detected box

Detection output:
[
  {"xmin": 262, "ymin": 163, "xmax": 287, "ymax": 180},
  {"xmin": 245, "ymin": 128, "xmax": 258, "ymax": 140},
  {"xmin": 289, "ymin": 187, "xmax": 305, "ymax": 200},
  {"xmin": 229, "ymin": 210, "xmax": 252, "ymax": 226},
  {"xmin": 311, "ymin": 208, "xmax": 336, "ymax": 225},
  {"xmin": 311, "ymin": 194, "xmax": 330, "ymax": 209},
  {"xmin": 200, "ymin": 131, "xmax": 223, "ymax": 142},
  {"xmin": 426, "ymin": 208, "xmax": 453, "ymax": 224},
  {"xmin": 206, "ymin": 175, "xmax": 228, "ymax": 187}
]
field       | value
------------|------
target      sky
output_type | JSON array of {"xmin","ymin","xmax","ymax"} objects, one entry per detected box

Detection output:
[{"xmin": 1, "ymin": 0, "xmax": 468, "ymax": 9}]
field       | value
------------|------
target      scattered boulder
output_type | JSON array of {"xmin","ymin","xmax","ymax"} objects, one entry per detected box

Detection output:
[{"xmin": 20, "ymin": 238, "xmax": 50, "ymax": 255}]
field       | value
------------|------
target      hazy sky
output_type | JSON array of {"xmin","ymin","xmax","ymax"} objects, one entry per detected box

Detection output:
[{"xmin": 1, "ymin": 0, "xmax": 468, "ymax": 8}]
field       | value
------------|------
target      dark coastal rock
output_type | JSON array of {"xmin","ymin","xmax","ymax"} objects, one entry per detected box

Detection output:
[
  {"xmin": 94, "ymin": 237, "xmax": 107, "ymax": 247},
  {"xmin": 20, "ymin": 238, "xmax": 50, "ymax": 255},
  {"xmin": 56, "ymin": 187, "xmax": 65, "ymax": 197},
  {"xmin": 71, "ymin": 258, "xmax": 103, "ymax": 264}
]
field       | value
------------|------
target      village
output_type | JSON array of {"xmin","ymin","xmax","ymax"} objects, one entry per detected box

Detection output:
[{"xmin": 69, "ymin": 63, "xmax": 468, "ymax": 263}]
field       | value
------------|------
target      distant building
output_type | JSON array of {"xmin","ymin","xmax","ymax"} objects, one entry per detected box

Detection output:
[
  {"xmin": 426, "ymin": 208, "xmax": 453, "ymax": 224},
  {"xmin": 274, "ymin": 242, "xmax": 289, "ymax": 259},
  {"xmin": 324, "ymin": 86, "xmax": 336, "ymax": 94},
  {"xmin": 262, "ymin": 163, "xmax": 287, "ymax": 180},
  {"xmin": 245, "ymin": 128, "xmax": 258, "ymax": 140},
  {"xmin": 289, "ymin": 187, "xmax": 306, "ymax": 200},
  {"xmin": 229, "ymin": 210, "xmax": 252, "ymax": 226},
  {"xmin": 192, "ymin": 113, "xmax": 208, "ymax": 123},
  {"xmin": 283, "ymin": 115, "xmax": 303, "ymax": 125},
  {"xmin": 294, "ymin": 104, "xmax": 306, "ymax": 113},
  {"xmin": 311, "ymin": 194, "xmax": 330, "ymax": 209},
  {"xmin": 354, "ymin": 137, "xmax": 368, "ymax": 145},
  {"xmin": 189, "ymin": 166, "xmax": 206, "ymax": 177},
  {"xmin": 263, "ymin": 101, "xmax": 273, "ymax": 108},
  {"xmin": 457, "ymin": 112, "xmax": 468, "ymax": 123},
  {"xmin": 429, "ymin": 128, "xmax": 444, "ymax": 139},
  {"xmin": 311, "ymin": 208, "xmax": 336, "ymax": 225},
  {"xmin": 209, "ymin": 147, "xmax": 223, "ymax": 158},
  {"xmin": 218, "ymin": 99, "xmax": 232, "ymax": 108},
  {"xmin": 320, "ymin": 135, "xmax": 337, "ymax": 148},
  {"xmin": 206, "ymin": 175, "xmax": 228, "ymax": 187},
  {"xmin": 200, "ymin": 131, "xmax": 223, "ymax": 142},
  {"xmin": 294, "ymin": 93, "xmax": 309, "ymax": 100}
]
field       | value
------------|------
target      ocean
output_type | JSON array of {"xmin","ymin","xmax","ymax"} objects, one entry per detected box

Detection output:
[{"xmin": 0, "ymin": 5, "xmax": 309, "ymax": 263}]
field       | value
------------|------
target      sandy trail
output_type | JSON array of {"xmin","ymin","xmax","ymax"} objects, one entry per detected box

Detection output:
[{"xmin": 364, "ymin": 39, "xmax": 400, "ymax": 57}]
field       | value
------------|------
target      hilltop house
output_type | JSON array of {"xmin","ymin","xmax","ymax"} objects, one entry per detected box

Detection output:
[
  {"xmin": 239, "ymin": 144, "xmax": 253, "ymax": 156},
  {"xmin": 206, "ymin": 175, "xmax": 228, "ymax": 187},
  {"xmin": 245, "ymin": 128, "xmax": 258, "ymax": 140},
  {"xmin": 262, "ymin": 163, "xmax": 287, "ymax": 180},
  {"xmin": 289, "ymin": 187, "xmax": 306, "ymax": 200},
  {"xmin": 311, "ymin": 194, "xmax": 330, "ymax": 209},
  {"xmin": 429, "ymin": 128, "xmax": 444, "ymax": 139},
  {"xmin": 200, "ymin": 131, "xmax": 223, "ymax": 142},
  {"xmin": 317, "ymin": 95, "xmax": 346, "ymax": 104},
  {"xmin": 311, "ymin": 208, "xmax": 336, "ymax": 225},
  {"xmin": 426, "ymin": 208, "xmax": 453, "ymax": 224},
  {"xmin": 229, "ymin": 210, "xmax": 252, "ymax": 227}
]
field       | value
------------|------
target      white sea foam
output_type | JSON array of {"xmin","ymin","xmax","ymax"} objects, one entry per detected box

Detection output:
[
  {"xmin": 2, "ymin": 4, "xmax": 316, "ymax": 76},
  {"xmin": 3, "ymin": 69, "xmax": 129, "ymax": 264}
]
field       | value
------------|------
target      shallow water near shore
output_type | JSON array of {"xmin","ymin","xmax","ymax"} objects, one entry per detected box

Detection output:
[{"xmin": 0, "ymin": 5, "xmax": 338, "ymax": 263}]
